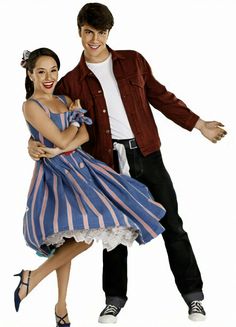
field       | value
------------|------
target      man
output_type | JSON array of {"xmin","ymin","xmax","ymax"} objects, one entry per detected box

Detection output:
[{"xmin": 29, "ymin": 2, "xmax": 226, "ymax": 323}]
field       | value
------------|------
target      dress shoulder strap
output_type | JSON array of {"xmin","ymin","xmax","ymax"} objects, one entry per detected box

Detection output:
[
  {"xmin": 29, "ymin": 98, "xmax": 50, "ymax": 114},
  {"xmin": 56, "ymin": 95, "xmax": 68, "ymax": 106}
]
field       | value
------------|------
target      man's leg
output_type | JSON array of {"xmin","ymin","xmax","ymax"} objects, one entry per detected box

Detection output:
[
  {"xmin": 127, "ymin": 149, "xmax": 205, "ymax": 320},
  {"xmin": 103, "ymin": 244, "xmax": 128, "ymax": 307},
  {"xmin": 99, "ymin": 244, "xmax": 128, "ymax": 323},
  {"xmin": 99, "ymin": 150, "xmax": 128, "ymax": 323}
]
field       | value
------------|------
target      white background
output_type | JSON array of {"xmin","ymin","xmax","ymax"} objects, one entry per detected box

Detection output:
[{"xmin": 0, "ymin": 0, "xmax": 235, "ymax": 326}]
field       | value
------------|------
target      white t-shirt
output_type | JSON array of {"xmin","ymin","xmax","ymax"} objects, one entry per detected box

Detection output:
[{"xmin": 86, "ymin": 54, "xmax": 134, "ymax": 139}]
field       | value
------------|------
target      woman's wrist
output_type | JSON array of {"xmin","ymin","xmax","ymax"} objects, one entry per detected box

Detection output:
[{"xmin": 70, "ymin": 121, "xmax": 80, "ymax": 128}]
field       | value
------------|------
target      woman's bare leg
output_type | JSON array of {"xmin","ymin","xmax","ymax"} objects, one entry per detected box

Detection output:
[
  {"xmin": 18, "ymin": 239, "xmax": 92, "ymax": 301},
  {"xmin": 55, "ymin": 261, "xmax": 71, "ymax": 324}
]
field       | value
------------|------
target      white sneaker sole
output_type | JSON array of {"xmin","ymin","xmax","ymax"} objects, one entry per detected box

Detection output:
[
  {"xmin": 188, "ymin": 313, "xmax": 206, "ymax": 321},
  {"xmin": 98, "ymin": 314, "xmax": 117, "ymax": 324}
]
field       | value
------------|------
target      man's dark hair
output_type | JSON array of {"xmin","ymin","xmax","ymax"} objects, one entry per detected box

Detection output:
[{"xmin": 77, "ymin": 2, "xmax": 114, "ymax": 31}]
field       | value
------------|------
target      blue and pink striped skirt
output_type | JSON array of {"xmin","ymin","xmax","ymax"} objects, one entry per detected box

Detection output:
[{"xmin": 23, "ymin": 149, "xmax": 165, "ymax": 256}]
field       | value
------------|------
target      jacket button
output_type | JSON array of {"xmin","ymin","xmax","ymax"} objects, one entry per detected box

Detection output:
[
  {"xmin": 98, "ymin": 90, "xmax": 102, "ymax": 93},
  {"xmin": 103, "ymin": 109, "xmax": 107, "ymax": 113},
  {"xmin": 105, "ymin": 129, "xmax": 110, "ymax": 134}
]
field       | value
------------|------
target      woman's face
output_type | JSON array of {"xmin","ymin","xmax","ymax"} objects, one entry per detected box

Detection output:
[{"xmin": 28, "ymin": 56, "xmax": 58, "ymax": 96}]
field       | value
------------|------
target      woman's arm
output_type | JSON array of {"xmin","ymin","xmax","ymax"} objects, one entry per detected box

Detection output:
[
  {"xmin": 39, "ymin": 124, "xmax": 89, "ymax": 158},
  {"xmin": 23, "ymin": 100, "xmax": 79, "ymax": 149},
  {"xmin": 28, "ymin": 123, "xmax": 89, "ymax": 160},
  {"xmin": 57, "ymin": 123, "xmax": 89, "ymax": 151}
]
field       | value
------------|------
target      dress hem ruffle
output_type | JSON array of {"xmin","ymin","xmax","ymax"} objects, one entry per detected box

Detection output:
[{"xmin": 41, "ymin": 226, "xmax": 140, "ymax": 254}]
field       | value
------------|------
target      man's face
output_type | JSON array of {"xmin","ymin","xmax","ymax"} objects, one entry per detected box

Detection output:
[{"xmin": 79, "ymin": 24, "xmax": 110, "ymax": 63}]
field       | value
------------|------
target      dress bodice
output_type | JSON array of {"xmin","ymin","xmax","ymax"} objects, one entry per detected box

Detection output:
[{"xmin": 26, "ymin": 97, "xmax": 70, "ymax": 147}]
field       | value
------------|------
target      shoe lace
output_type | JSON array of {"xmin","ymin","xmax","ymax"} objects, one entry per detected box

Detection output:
[
  {"xmin": 104, "ymin": 305, "xmax": 119, "ymax": 315},
  {"xmin": 189, "ymin": 301, "xmax": 204, "ymax": 313}
]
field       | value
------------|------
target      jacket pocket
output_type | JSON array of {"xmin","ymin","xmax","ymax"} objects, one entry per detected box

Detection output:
[{"xmin": 129, "ymin": 75, "xmax": 145, "ymax": 88}]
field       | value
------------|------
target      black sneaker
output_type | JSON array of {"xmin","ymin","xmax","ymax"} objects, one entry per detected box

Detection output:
[
  {"xmin": 188, "ymin": 301, "xmax": 206, "ymax": 321},
  {"xmin": 98, "ymin": 304, "xmax": 121, "ymax": 324}
]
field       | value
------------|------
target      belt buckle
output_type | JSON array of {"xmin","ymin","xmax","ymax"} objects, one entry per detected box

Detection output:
[{"xmin": 128, "ymin": 139, "xmax": 137, "ymax": 149}]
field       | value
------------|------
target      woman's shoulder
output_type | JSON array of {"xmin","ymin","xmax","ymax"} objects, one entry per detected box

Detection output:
[
  {"xmin": 22, "ymin": 98, "xmax": 45, "ymax": 116},
  {"xmin": 22, "ymin": 99, "xmax": 36, "ymax": 112}
]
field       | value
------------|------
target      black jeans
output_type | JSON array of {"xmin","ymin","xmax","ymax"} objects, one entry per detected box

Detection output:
[{"xmin": 103, "ymin": 148, "xmax": 203, "ymax": 307}]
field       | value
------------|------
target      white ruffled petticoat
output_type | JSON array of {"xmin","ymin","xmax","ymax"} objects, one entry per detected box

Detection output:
[{"xmin": 44, "ymin": 227, "xmax": 139, "ymax": 252}]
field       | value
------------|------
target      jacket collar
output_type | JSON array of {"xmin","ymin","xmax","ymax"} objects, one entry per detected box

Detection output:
[{"xmin": 76, "ymin": 45, "xmax": 125, "ymax": 81}]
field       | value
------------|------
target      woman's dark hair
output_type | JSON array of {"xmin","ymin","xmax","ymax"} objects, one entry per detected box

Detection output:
[
  {"xmin": 24, "ymin": 47, "xmax": 60, "ymax": 99},
  {"xmin": 77, "ymin": 2, "xmax": 114, "ymax": 31}
]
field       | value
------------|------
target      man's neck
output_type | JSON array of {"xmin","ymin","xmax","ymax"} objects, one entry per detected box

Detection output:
[{"xmin": 84, "ymin": 47, "xmax": 110, "ymax": 63}]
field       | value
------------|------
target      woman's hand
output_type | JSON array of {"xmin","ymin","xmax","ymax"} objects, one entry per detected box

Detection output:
[
  {"xmin": 28, "ymin": 139, "xmax": 62, "ymax": 160},
  {"xmin": 38, "ymin": 147, "xmax": 62, "ymax": 158},
  {"xmin": 69, "ymin": 99, "xmax": 82, "ymax": 111}
]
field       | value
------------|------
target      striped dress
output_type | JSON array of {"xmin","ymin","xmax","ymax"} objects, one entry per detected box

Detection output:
[{"xmin": 23, "ymin": 97, "xmax": 165, "ymax": 256}]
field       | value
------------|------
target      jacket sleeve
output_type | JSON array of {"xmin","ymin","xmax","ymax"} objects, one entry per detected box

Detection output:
[
  {"xmin": 138, "ymin": 53, "xmax": 199, "ymax": 131},
  {"xmin": 54, "ymin": 76, "xmax": 69, "ymax": 96}
]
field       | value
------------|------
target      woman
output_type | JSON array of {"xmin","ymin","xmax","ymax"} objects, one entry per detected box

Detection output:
[{"xmin": 14, "ymin": 48, "xmax": 165, "ymax": 326}]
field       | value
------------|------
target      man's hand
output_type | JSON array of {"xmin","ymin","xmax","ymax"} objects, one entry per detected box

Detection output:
[
  {"xmin": 195, "ymin": 119, "xmax": 227, "ymax": 143},
  {"xmin": 28, "ymin": 140, "xmax": 46, "ymax": 160},
  {"xmin": 28, "ymin": 140, "xmax": 61, "ymax": 160}
]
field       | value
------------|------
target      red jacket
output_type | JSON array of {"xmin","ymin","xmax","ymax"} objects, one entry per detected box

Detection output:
[{"xmin": 55, "ymin": 46, "xmax": 199, "ymax": 168}]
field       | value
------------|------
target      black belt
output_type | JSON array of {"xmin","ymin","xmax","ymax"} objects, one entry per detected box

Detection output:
[{"xmin": 112, "ymin": 138, "xmax": 138, "ymax": 150}]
